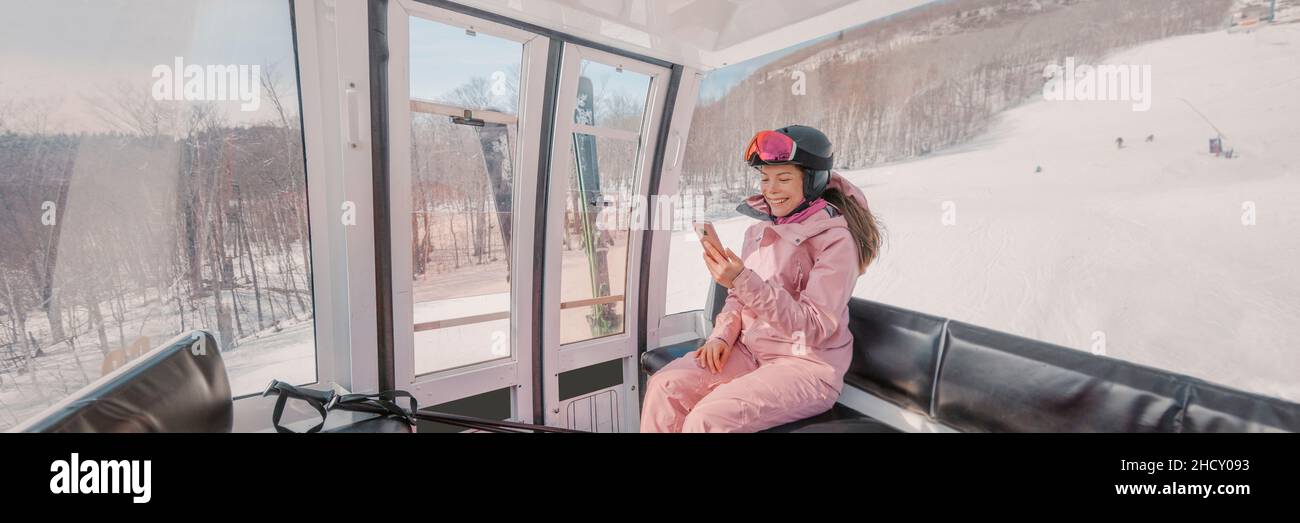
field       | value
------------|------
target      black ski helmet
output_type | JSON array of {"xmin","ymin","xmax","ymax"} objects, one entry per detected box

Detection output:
[{"xmin": 745, "ymin": 124, "xmax": 834, "ymax": 201}]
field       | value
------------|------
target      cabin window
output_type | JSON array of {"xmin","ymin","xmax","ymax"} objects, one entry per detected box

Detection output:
[
  {"xmin": 668, "ymin": 0, "xmax": 1296, "ymax": 403},
  {"xmin": 0, "ymin": 0, "xmax": 317, "ymax": 429},
  {"xmin": 406, "ymin": 16, "xmax": 523, "ymax": 375},
  {"xmin": 557, "ymin": 60, "xmax": 652, "ymax": 344}
]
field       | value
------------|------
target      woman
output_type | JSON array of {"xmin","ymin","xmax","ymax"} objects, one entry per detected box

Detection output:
[{"xmin": 640, "ymin": 125, "xmax": 882, "ymax": 433}]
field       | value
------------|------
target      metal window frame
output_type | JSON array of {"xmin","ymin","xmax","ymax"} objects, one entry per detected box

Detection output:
[
  {"xmin": 541, "ymin": 42, "xmax": 670, "ymax": 429},
  {"xmin": 640, "ymin": 66, "xmax": 704, "ymax": 350},
  {"xmin": 404, "ymin": 2, "xmax": 695, "ymax": 428},
  {"xmin": 356, "ymin": 0, "xmax": 702, "ymax": 429},
  {"xmin": 232, "ymin": 0, "xmax": 381, "ymax": 432},
  {"xmin": 385, "ymin": 0, "xmax": 550, "ymax": 421},
  {"xmin": 412, "ymin": 0, "xmax": 675, "ymax": 70}
]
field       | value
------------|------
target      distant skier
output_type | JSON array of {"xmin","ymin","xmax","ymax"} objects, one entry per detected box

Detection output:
[
  {"xmin": 1115, "ymin": 137, "xmax": 1124, "ymax": 149},
  {"xmin": 1145, "ymin": 134, "xmax": 1154, "ymax": 143},
  {"xmin": 1034, "ymin": 165, "xmax": 1042, "ymax": 173}
]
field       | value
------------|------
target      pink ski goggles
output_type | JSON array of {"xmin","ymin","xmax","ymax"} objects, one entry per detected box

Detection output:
[{"xmin": 743, "ymin": 130, "xmax": 797, "ymax": 165}]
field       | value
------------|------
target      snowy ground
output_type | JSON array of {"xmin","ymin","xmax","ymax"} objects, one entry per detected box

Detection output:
[
  {"xmin": 1, "ymin": 242, "xmax": 316, "ymax": 429},
  {"xmin": 413, "ymin": 293, "xmax": 511, "ymax": 374},
  {"xmin": 410, "ymin": 232, "xmax": 633, "ymax": 375},
  {"xmin": 223, "ymin": 321, "xmax": 315, "ymax": 397},
  {"xmin": 667, "ymin": 23, "xmax": 1300, "ymax": 403}
]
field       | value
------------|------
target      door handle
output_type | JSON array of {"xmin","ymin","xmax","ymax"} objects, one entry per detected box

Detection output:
[{"xmin": 345, "ymin": 84, "xmax": 360, "ymax": 148}]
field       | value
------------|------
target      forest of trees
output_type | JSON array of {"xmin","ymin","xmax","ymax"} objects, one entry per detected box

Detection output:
[
  {"xmin": 680, "ymin": 0, "xmax": 1234, "ymax": 215},
  {"xmin": 0, "ymin": 71, "xmax": 313, "ymax": 426},
  {"xmin": 0, "ymin": 30, "xmax": 653, "ymax": 426}
]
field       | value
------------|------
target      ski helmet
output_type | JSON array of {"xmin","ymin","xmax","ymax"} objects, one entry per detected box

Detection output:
[{"xmin": 743, "ymin": 124, "xmax": 834, "ymax": 201}]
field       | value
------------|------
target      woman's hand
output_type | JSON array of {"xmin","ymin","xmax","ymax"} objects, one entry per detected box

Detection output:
[
  {"xmin": 694, "ymin": 338, "xmax": 732, "ymax": 374},
  {"xmin": 702, "ymin": 240, "xmax": 745, "ymax": 288}
]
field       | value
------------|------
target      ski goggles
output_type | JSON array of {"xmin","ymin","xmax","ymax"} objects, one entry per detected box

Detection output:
[
  {"xmin": 743, "ymin": 130, "xmax": 797, "ymax": 166},
  {"xmin": 744, "ymin": 129, "xmax": 834, "ymax": 170}
]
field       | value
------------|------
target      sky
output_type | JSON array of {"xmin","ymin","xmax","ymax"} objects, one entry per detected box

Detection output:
[
  {"xmin": 0, "ymin": 0, "xmax": 944, "ymax": 133},
  {"xmin": 409, "ymin": 14, "xmax": 655, "ymax": 124},
  {"xmin": 0, "ymin": 0, "xmax": 299, "ymax": 134},
  {"xmin": 0, "ymin": 1, "xmax": 658, "ymax": 134},
  {"xmin": 696, "ymin": 0, "xmax": 946, "ymax": 102},
  {"xmin": 696, "ymin": 28, "xmax": 839, "ymax": 103},
  {"xmin": 410, "ymin": 15, "xmax": 521, "ymax": 107}
]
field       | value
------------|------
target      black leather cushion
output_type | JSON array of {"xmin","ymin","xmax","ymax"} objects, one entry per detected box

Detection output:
[
  {"xmin": 761, "ymin": 403, "xmax": 900, "ymax": 433},
  {"xmin": 706, "ymin": 281, "xmax": 728, "ymax": 324},
  {"xmin": 644, "ymin": 296, "xmax": 1300, "ymax": 433},
  {"xmin": 934, "ymin": 321, "xmax": 1186, "ymax": 433},
  {"xmin": 788, "ymin": 418, "xmax": 902, "ymax": 433},
  {"xmin": 324, "ymin": 415, "xmax": 415, "ymax": 433},
  {"xmin": 1180, "ymin": 379, "xmax": 1300, "ymax": 433},
  {"xmin": 844, "ymin": 299, "xmax": 946, "ymax": 416},
  {"xmin": 640, "ymin": 338, "xmax": 703, "ymax": 375},
  {"xmin": 21, "ymin": 331, "xmax": 233, "ymax": 433}
]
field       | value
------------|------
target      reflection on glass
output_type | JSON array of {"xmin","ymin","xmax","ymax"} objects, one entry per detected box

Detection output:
[
  {"xmin": 408, "ymin": 17, "xmax": 522, "ymax": 375},
  {"xmin": 573, "ymin": 60, "xmax": 650, "ymax": 132},
  {"xmin": 559, "ymin": 134, "xmax": 641, "ymax": 344},
  {"xmin": 557, "ymin": 57, "xmax": 651, "ymax": 344},
  {"xmin": 411, "ymin": 16, "xmax": 521, "ymax": 115},
  {"xmin": 0, "ymin": 0, "xmax": 316, "ymax": 428}
]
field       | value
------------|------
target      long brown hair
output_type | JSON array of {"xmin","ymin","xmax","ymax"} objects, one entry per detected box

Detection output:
[{"xmin": 821, "ymin": 188, "xmax": 883, "ymax": 274}]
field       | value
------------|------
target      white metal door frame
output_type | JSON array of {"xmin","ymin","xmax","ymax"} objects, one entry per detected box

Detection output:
[
  {"xmin": 232, "ymin": 0, "xmax": 381, "ymax": 432},
  {"xmin": 386, "ymin": 0, "xmax": 549, "ymax": 421},
  {"xmin": 542, "ymin": 43, "xmax": 670, "ymax": 430}
]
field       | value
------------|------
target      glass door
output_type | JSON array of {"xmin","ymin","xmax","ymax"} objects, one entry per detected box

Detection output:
[
  {"xmin": 542, "ymin": 44, "xmax": 670, "ymax": 431},
  {"xmin": 386, "ymin": 0, "xmax": 549, "ymax": 424}
]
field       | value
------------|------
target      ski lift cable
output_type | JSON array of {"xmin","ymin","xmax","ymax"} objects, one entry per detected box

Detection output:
[{"xmin": 1179, "ymin": 97, "xmax": 1226, "ymax": 140}]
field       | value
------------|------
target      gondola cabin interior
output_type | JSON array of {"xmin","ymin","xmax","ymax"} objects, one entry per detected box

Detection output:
[{"xmin": 3, "ymin": 0, "xmax": 1299, "ymax": 433}]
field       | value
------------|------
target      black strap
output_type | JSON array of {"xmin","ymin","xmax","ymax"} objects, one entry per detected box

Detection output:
[
  {"xmin": 263, "ymin": 380, "xmax": 333, "ymax": 433},
  {"xmin": 263, "ymin": 379, "xmax": 586, "ymax": 433},
  {"xmin": 336, "ymin": 390, "xmax": 419, "ymax": 428}
]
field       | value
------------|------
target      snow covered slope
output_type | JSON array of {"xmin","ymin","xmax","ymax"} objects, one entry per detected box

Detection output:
[
  {"xmin": 847, "ymin": 22, "xmax": 1300, "ymax": 402},
  {"xmin": 666, "ymin": 22, "xmax": 1300, "ymax": 403}
]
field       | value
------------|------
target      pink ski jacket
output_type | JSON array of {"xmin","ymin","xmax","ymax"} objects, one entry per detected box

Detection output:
[{"xmin": 707, "ymin": 172, "xmax": 870, "ymax": 393}]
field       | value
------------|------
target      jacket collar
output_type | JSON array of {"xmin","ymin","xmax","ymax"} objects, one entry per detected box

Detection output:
[{"xmin": 735, "ymin": 171, "xmax": 867, "ymax": 245}]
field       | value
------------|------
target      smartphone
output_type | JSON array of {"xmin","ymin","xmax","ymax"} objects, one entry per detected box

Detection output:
[{"xmin": 693, "ymin": 221, "xmax": 723, "ymax": 254}]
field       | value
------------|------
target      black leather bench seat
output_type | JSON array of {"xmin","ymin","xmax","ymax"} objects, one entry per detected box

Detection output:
[
  {"xmin": 641, "ymin": 294, "xmax": 1300, "ymax": 433},
  {"xmin": 764, "ymin": 403, "xmax": 900, "ymax": 433}
]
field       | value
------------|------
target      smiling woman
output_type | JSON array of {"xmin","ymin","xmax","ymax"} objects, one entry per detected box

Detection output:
[
  {"xmin": 0, "ymin": 0, "xmax": 318, "ymax": 430},
  {"xmin": 757, "ymin": 164, "xmax": 805, "ymax": 217}
]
